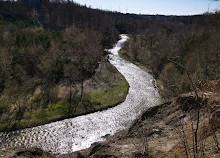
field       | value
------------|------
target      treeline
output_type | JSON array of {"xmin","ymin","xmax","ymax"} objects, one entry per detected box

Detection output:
[
  {"xmin": 1, "ymin": 0, "xmax": 146, "ymax": 32},
  {"xmin": 0, "ymin": 0, "xmax": 213, "ymax": 50},
  {"xmin": 120, "ymin": 12, "xmax": 220, "ymax": 100},
  {"xmin": 0, "ymin": 0, "xmax": 119, "ymax": 48},
  {"xmin": 0, "ymin": 1, "xmax": 210, "ymax": 32}
]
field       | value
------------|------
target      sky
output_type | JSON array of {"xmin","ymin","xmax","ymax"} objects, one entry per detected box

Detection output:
[{"xmin": 73, "ymin": 0, "xmax": 220, "ymax": 15}]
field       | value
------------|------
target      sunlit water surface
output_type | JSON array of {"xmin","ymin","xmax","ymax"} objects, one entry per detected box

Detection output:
[{"xmin": 0, "ymin": 35, "xmax": 160, "ymax": 154}]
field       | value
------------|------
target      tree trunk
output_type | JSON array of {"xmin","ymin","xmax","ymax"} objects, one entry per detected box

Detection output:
[
  {"xmin": 195, "ymin": 107, "xmax": 200, "ymax": 158},
  {"xmin": 69, "ymin": 84, "xmax": 72, "ymax": 116},
  {"xmin": 80, "ymin": 80, "xmax": 84, "ymax": 100},
  {"xmin": 180, "ymin": 120, "xmax": 189, "ymax": 158},
  {"xmin": 213, "ymin": 129, "xmax": 220, "ymax": 150}
]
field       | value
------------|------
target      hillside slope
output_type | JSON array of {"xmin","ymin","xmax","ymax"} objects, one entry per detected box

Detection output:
[{"xmin": 67, "ymin": 94, "xmax": 220, "ymax": 158}]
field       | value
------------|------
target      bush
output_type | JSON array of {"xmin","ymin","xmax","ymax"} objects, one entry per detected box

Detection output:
[
  {"xmin": 173, "ymin": 152, "xmax": 184, "ymax": 158},
  {"xmin": 178, "ymin": 80, "xmax": 191, "ymax": 94},
  {"xmin": 0, "ymin": 102, "xmax": 9, "ymax": 116}
]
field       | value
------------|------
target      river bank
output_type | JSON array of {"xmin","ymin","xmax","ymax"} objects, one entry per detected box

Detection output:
[
  {"xmin": 3, "ymin": 94, "xmax": 219, "ymax": 158},
  {"xmin": 0, "ymin": 60, "xmax": 129, "ymax": 132},
  {"xmin": 64, "ymin": 94, "xmax": 220, "ymax": 158}
]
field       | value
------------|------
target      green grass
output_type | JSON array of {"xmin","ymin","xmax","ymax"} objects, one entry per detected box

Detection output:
[
  {"xmin": 156, "ymin": 80, "xmax": 163, "ymax": 90},
  {"xmin": 118, "ymin": 49, "xmax": 129, "ymax": 61},
  {"xmin": 173, "ymin": 152, "xmax": 185, "ymax": 158},
  {"xmin": 90, "ymin": 75, "xmax": 129, "ymax": 109},
  {"xmin": 0, "ymin": 101, "xmax": 69, "ymax": 132}
]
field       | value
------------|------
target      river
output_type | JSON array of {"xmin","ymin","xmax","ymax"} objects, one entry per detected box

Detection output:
[{"xmin": 0, "ymin": 34, "xmax": 160, "ymax": 154}]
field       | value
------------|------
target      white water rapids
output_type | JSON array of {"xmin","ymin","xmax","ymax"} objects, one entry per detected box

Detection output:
[{"xmin": 0, "ymin": 34, "xmax": 160, "ymax": 154}]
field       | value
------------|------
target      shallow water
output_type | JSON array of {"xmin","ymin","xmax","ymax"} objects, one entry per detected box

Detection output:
[{"xmin": 0, "ymin": 35, "xmax": 160, "ymax": 154}]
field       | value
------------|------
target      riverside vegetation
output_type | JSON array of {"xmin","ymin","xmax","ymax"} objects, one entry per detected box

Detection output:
[
  {"xmin": 0, "ymin": 22, "xmax": 129, "ymax": 132},
  {"xmin": 119, "ymin": 12, "xmax": 220, "ymax": 101}
]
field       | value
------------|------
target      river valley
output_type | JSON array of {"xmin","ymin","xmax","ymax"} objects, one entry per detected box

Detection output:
[{"xmin": 0, "ymin": 35, "xmax": 160, "ymax": 155}]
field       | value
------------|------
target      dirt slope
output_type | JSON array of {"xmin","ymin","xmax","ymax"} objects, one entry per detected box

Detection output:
[{"xmin": 65, "ymin": 94, "xmax": 220, "ymax": 158}]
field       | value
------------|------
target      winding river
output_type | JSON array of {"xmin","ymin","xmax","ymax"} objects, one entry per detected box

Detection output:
[{"xmin": 0, "ymin": 35, "xmax": 160, "ymax": 154}]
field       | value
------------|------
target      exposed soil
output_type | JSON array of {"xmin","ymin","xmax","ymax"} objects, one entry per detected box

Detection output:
[{"xmin": 62, "ymin": 93, "xmax": 220, "ymax": 158}]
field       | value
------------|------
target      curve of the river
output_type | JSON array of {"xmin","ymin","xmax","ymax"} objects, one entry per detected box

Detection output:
[{"xmin": 0, "ymin": 34, "xmax": 160, "ymax": 154}]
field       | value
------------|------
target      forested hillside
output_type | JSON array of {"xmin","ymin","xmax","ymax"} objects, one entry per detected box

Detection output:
[
  {"xmin": 0, "ymin": 0, "xmax": 129, "ymax": 131},
  {"xmin": 120, "ymin": 12, "xmax": 220, "ymax": 100}
]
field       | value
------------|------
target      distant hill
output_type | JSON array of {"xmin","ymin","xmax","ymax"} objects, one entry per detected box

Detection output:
[{"xmin": 0, "ymin": 0, "xmax": 210, "ymax": 33}]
